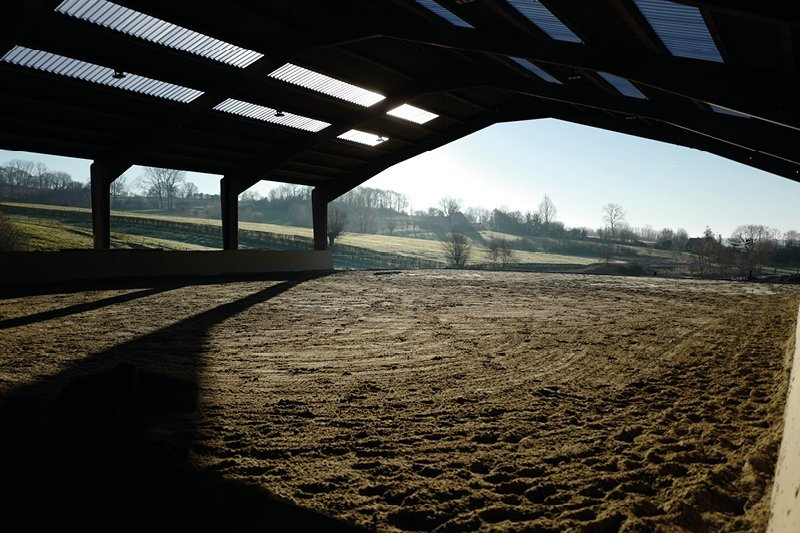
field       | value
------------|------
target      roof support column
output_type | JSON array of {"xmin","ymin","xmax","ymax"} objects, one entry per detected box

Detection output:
[
  {"xmin": 220, "ymin": 176, "xmax": 242, "ymax": 251},
  {"xmin": 90, "ymin": 162, "xmax": 114, "ymax": 250},
  {"xmin": 312, "ymin": 188, "xmax": 328, "ymax": 251}
]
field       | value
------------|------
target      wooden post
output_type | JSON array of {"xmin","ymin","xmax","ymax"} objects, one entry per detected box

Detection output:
[
  {"xmin": 220, "ymin": 176, "xmax": 239, "ymax": 250},
  {"xmin": 90, "ymin": 162, "xmax": 112, "ymax": 250},
  {"xmin": 312, "ymin": 188, "xmax": 328, "ymax": 251}
]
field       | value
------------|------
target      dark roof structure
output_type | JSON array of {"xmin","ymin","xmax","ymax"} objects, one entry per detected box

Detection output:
[{"xmin": 2, "ymin": 0, "xmax": 799, "ymax": 216}]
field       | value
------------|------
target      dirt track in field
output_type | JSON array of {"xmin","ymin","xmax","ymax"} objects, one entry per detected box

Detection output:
[{"xmin": 1, "ymin": 271, "xmax": 798, "ymax": 531}]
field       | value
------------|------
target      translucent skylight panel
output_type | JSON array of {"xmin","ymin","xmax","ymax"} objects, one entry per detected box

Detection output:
[
  {"xmin": 510, "ymin": 57, "xmax": 561, "ymax": 84},
  {"xmin": 56, "ymin": 0, "xmax": 263, "ymax": 68},
  {"xmin": 710, "ymin": 104, "xmax": 750, "ymax": 118},
  {"xmin": 415, "ymin": 0, "xmax": 473, "ymax": 28},
  {"xmin": 633, "ymin": 0, "xmax": 723, "ymax": 62},
  {"xmin": 337, "ymin": 130, "xmax": 388, "ymax": 146},
  {"xmin": 506, "ymin": 0, "xmax": 581, "ymax": 43},
  {"xmin": 269, "ymin": 63, "xmax": 385, "ymax": 107},
  {"xmin": 386, "ymin": 104, "xmax": 438, "ymax": 124},
  {"xmin": 1, "ymin": 45, "xmax": 203, "ymax": 102},
  {"xmin": 213, "ymin": 99, "xmax": 330, "ymax": 132},
  {"xmin": 597, "ymin": 72, "xmax": 647, "ymax": 99}
]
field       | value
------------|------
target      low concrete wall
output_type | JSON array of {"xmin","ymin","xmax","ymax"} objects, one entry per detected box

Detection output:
[
  {"xmin": 0, "ymin": 249, "xmax": 333, "ymax": 286},
  {"xmin": 769, "ymin": 304, "xmax": 800, "ymax": 532}
]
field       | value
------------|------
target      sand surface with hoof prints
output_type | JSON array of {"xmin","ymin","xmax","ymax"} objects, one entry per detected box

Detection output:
[{"xmin": 0, "ymin": 270, "xmax": 797, "ymax": 531}]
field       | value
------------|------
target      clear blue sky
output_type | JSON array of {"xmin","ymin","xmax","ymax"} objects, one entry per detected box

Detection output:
[{"xmin": 2, "ymin": 118, "xmax": 798, "ymax": 238}]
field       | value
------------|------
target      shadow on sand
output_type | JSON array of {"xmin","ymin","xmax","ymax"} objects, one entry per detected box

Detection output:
[
  {"xmin": 0, "ymin": 285, "xmax": 183, "ymax": 330},
  {"xmin": 0, "ymin": 273, "xmax": 365, "ymax": 530}
]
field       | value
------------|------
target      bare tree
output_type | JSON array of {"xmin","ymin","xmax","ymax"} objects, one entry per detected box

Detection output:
[
  {"xmin": 730, "ymin": 224, "xmax": 778, "ymax": 246},
  {"xmin": 355, "ymin": 206, "xmax": 377, "ymax": 234},
  {"xmin": 488, "ymin": 237, "xmax": 514, "ymax": 267},
  {"xmin": 673, "ymin": 228, "xmax": 689, "ymax": 257},
  {"xmin": 442, "ymin": 229, "xmax": 472, "ymax": 268},
  {"xmin": 729, "ymin": 224, "xmax": 779, "ymax": 274},
  {"xmin": 386, "ymin": 218, "xmax": 397, "ymax": 235},
  {"xmin": 0, "ymin": 165, "xmax": 11, "ymax": 196},
  {"xmin": 327, "ymin": 207, "xmax": 347, "ymax": 246},
  {"xmin": 601, "ymin": 243, "xmax": 616, "ymax": 264},
  {"xmin": 33, "ymin": 161, "xmax": 49, "ymax": 190},
  {"xmin": 5, "ymin": 159, "xmax": 36, "ymax": 195},
  {"xmin": 239, "ymin": 190, "xmax": 262, "ymax": 202},
  {"xmin": 617, "ymin": 223, "xmax": 635, "ymax": 243},
  {"xmin": 393, "ymin": 192, "xmax": 409, "ymax": 214},
  {"xmin": 141, "ymin": 167, "xmax": 185, "ymax": 209},
  {"xmin": 439, "ymin": 197, "xmax": 463, "ymax": 220},
  {"xmin": 110, "ymin": 175, "xmax": 128, "ymax": 199},
  {"xmin": 601, "ymin": 203, "xmax": 626, "ymax": 239},
  {"xmin": 182, "ymin": 181, "xmax": 199, "ymax": 199},
  {"xmin": 49, "ymin": 171, "xmax": 73, "ymax": 191},
  {"xmin": 537, "ymin": 194, "xmax": 557, "ymax": 225},
  {"xmin": 465, "ymin": 206, "xmax": 490, "ymax": 225},
  {"xmin": 657, "ymin": 228, "xmax": 675, "ymax": 250},
  {"xmin": 639, "ymin": 225, "xmax": 657, "ymax": 241}
]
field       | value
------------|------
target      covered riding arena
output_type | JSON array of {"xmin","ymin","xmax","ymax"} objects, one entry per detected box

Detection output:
[{"xmin": 1, "ymin": 1, "xmax": 799, "ymax": 530}]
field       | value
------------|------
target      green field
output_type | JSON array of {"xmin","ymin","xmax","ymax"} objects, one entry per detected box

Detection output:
[
  {"xmin": 1, "ymin": 202, "xmax": 683, "ymax": 271},
  {"xmin": 9, "ymin": 217, "xmax": 214, "ymax": 251}
]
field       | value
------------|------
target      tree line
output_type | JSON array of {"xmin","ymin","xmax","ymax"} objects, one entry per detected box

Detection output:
[
  {"xmin": 1, "ymin": 159, "xmax": 88, "ymax": 206},
  {"xmin": 0, "ymin": 159, "xmax": 213, "ymax": 211},
  {"xmin": 2, "ymin": 158, "xmax": 798, "ymax": 274}
]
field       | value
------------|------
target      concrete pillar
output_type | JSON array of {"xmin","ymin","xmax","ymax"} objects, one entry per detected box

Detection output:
[
  {"xmin": 312, "ymin": 188, "xmax": 328, "ymax": 251},
  {"xmin": 90, "ymin": 163, "xmax": 111, "ymax": 250},
  {"xmin": 220, "ymin": 176, "xmax": 239, "ymax": 250}
]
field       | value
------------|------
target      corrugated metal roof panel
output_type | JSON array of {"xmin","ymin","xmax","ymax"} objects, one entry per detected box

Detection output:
[
  {"xmin": 1, "ymin": 45, "xmax": 203, "ymax": 102},
  {"xmin": 213, "ymin": 99, "xmax": 331, "ymax": 132},
  {"xmin": 415, "ymin": 0, "xmax": 473, "ymax": 28},
  {"xmin": 56, "ymin": 0, "xmax": 263, "ymax": 68},
  {"xmin": 337, "ymin": 130, "xmax": 388, "ymax": 146},
  {"xmin": 633, "ymin": 0, "xmax": 723, "ymax": 62},
  {"xmin": 506, "ymin": 0, "xmax": 581, "ymax": 43},
  {"xmin": 386, "ymin": 104, "xmax": 438, "ymax": 124},
  {"xmin": 510, "ymin": 57, "xmax": 561, "ymax": 83},
  {"xmin": 269, "ymin": 63, "xmax": 386, "ymax": 107},
  {"xmin": 598, "ymin": 72, "xmax": 648, "ymax": 99}
]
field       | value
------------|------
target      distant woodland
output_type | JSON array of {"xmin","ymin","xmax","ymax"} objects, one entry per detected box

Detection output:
[{"xmin": 2, "ymin": 158, "xmax": 798, "ymax": 275}]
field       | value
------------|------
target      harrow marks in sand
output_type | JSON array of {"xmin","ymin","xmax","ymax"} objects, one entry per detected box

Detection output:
[{"xmin": 1, "ymin": 271, "xmax": 797, "ymax": 530}]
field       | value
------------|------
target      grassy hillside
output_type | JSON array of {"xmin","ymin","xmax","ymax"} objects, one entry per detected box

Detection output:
[
  {"xmin": 2, "ymin": 202, "xmax": 661, "ymax": 270},
  {"xmin": 6, "ymin": 213, "xmax": 213, "ymax": 252}
]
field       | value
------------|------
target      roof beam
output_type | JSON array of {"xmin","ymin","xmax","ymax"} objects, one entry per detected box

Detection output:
[
  {"xmin": 111, "ymin": 0, "xmax": 383, "ymax": 55},
  {"xmin": 28, "ymin": 4, "xmax": 454, "ymax": 180},
  {"xmin": 0, "ymin": 87, "xmax": 151, "ymax": 136},
  {"xmin": 19, "ymin": 2, "xmax": 340, "ymax": 179},
  {"xmin": 228, "ymin": 71, "xmax": 487, "ymax": 190},
  {"xmin": 375, "ymin": 23, "xmax": 800, "ymax": 131},
  {"xmin": 502, "ymin": 79, "xmax": 800, "ymax": 165},
  {"xmin": 548, "ymin": 107, "xmax": 800, "ymax": 184},
  {"xmin": 22, "ymin": 15, "xmax": 240, "ymax": 92},
  {"xmin": 0, "ymin": 0, "xmax": 63, "ymax": 55},
  {"xmin": 780, "ymin": 27, "xmax": 795, "ymax": 70},
  {"xmin": 607, "ymin": 0, "xmax": 672, "ymax": 54},
  {"xmin": 317, "ymin": 113, "xmax": 521, "ymax": 202},
  {"xmin": 306, "ymin": 149, "xmax": 373, "ymax": 167},
  {"xmin": 698, "ymin": 6, "xmax": 731, "ymax": 64},
  {"xmin": 443, "ymin": 91, "xmax": 495, "ymax": 114},
  {"xmin": 492, "ymin": 104, "xmax": 800, "ymax": 183},
  {"xmin": 282, "ymin": 161, "xmax": 347, "ymax": 177}
]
